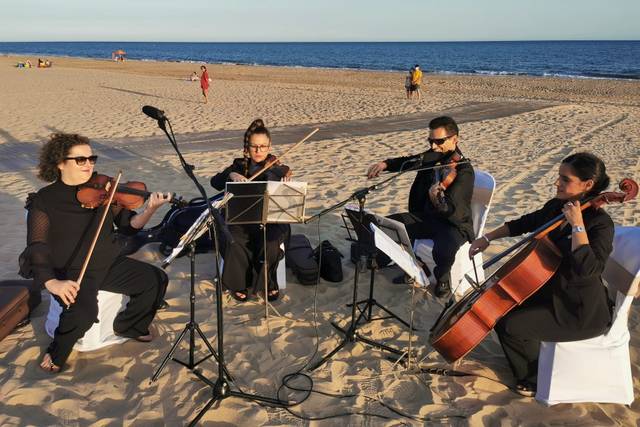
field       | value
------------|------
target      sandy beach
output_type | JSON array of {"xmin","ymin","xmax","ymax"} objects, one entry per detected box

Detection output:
[{"xmin": 0, "ymin": 55, "xmax": 639, "ymax": 426}]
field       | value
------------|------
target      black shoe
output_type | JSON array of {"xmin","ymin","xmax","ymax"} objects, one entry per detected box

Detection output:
[
  {"xmin": 157, "ymin": 299, "xmax": 170, "ymax": 310},
  {"xmin": 515, "ymin": 380, "xmax": 537, "ymax": 397},
  {"xmin": 434, "ymin": 281, "xmax": 451, "ymax": 298}
]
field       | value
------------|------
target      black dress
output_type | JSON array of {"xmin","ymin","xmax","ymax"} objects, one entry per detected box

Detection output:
[
  {"xmin": 384, "ymin": 149, "xmax": 475, "ymax": 282},
  {"xmin": 23, "ymin": 180, "xmax": 168, "ymax": 367},
  {"xmin": 495, "ymin": 198, "xmax": 614, "ymax": 384},
  {"xmin": 210, "ymin": 156, "xmax": 291, "ymax": 294}
]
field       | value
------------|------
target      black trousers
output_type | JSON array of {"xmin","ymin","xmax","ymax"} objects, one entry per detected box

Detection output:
[
  {"xmin": 494, "ymin": 293, "xmax": 609, "ymax": 384},
  {"xmin": 49, "ymin": 257, "xmax": 168, "ymax": 366},
  {"xmin": 222, "ymin": 223, "xmax": 289, "ymax": 294},
  {"xmin": 388, "ymin": 212, "xmax": 467, "ymax": 283}
]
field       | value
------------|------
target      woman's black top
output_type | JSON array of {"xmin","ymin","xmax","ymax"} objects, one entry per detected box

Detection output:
[
  {"xmin": 24, "ymin": 179, "xmax": 139, "ymax": 288},
  {"xmin": 384, "ymin": 149, "xmax": 475, "ymax": 242},
  {"xmin": 210, "ymin": 155, "xmax": 291, "ymax": 190},
  {"xmin": 506, "ymin": 198, "xmax": 614, "ymax": 329}
]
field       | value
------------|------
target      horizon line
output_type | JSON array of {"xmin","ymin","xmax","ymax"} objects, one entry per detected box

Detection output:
[{"xmin": 1, "ymin": 39, "xmax": 639, "ymax": 44}]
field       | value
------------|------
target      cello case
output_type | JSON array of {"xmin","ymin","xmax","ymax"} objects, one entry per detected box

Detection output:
[{"xmin": 117, "ymin": 193, "xmax": 224, "ymax": 257}]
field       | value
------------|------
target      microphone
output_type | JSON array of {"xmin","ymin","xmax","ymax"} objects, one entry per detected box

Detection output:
[{"xmin": 142, "ymin": 105, "xmax": 166, "ymax": 122}]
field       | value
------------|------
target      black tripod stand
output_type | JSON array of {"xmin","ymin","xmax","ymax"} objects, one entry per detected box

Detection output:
[
  {"xmin": 142, "ymin": 106, "xmax": 285, "ymax": 426},
  {"xmin": 307, "ymin": 193, "xmax": 405, "ymax": 372},
  {"xmin": 151, "ymin": 243, "xmax": 231, "ymax": 381},
  {"xmin": 345, "ymin": 240, "xmax": 412, "ymax": 330}
]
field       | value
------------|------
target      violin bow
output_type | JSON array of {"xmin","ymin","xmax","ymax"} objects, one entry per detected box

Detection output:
[
  {"xmin": 75, "ymin": 171, "xmax": 123, "ymax": 289},
  {"xmin": 247, "ymin": 128, "xmax": 319, "ymax": 182}
]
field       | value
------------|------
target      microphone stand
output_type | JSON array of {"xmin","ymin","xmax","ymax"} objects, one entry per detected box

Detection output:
[{"xmin": 149, "ymin": 114, "xmax": 284, "ymax": 425}]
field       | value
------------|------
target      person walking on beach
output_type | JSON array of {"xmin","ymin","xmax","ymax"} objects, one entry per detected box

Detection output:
[
  {"xmin": 411, "ymin": 64, "xmax": 423, "ymax": 100},
  {"xmin": 200, "ymin": 65, "xmax": 210, "ymax": 104},
  {"xmin": 404, "ymin": 68, "xmax": 413, "ymax": 99}
]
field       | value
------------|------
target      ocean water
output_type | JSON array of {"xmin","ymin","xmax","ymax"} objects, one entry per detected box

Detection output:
[{"xmin": 1, "ymin": 41, "xmax": 638, "ymax": 80}]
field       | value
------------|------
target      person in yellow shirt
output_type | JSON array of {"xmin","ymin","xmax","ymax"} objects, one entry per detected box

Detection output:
[{"xmin": 411, "ymin": 64, "xmax": 423, "ymax": 100}]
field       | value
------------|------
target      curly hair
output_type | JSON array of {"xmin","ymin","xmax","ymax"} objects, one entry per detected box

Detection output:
[
  {"xmin": 241, "ymin": 119, "xmax": 271, "ymax": 176},
  {"xmin": 37, "ymin": 133, "xmax": 91, "ymax": 182}
]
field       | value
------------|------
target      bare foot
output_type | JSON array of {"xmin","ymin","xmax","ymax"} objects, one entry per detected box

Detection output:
[{"xmin": 40, "ymin": 353, "xmax": 61, "ymax": 373}]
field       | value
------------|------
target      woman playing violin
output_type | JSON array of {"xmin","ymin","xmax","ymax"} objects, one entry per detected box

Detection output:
[
  {"xmin": 23, "ymin": 133, "xmax": 171, "ymax": 373},
  {"xmin": 210, "ymin": 119, "xmax": 291, "ymax": 302},
  {"xmin": 469, "ymin": 152, "xmax": 614, "ymax": 396}
]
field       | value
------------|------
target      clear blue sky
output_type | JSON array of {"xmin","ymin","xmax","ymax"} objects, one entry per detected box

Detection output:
[{"xmin": 1, "ymin": 0, "xmax": 638, "ymax": 42}]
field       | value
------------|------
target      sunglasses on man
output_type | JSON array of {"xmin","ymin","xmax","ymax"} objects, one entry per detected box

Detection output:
[
  {"xmin": 64, "ymin": 155, "xmax": 98, "ymax": 166},
  {"xmin": 427, "ymin": 134, "xmax": 457, "ymax": 146}
]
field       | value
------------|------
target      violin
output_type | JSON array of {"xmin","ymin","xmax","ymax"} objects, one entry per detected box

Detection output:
[
  {"xmin": 432, "ymin": 151, "xmax": 463, "ymax": 210},
  {"xmin": 76, "ymin": 172, "xmax": 186, "ymax": 210}
]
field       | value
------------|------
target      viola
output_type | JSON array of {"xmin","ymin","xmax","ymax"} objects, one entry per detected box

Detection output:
[
  {"xmin": 76, "ymin": 172, "xmax": 185, "ymax": 210},
  {"xmin": 432, "ymin": 151, "xmax": 463, "ymax": 210},
  {"xmin": 429, "ymin": 178, "xmax": 639, "ymax": 363}
]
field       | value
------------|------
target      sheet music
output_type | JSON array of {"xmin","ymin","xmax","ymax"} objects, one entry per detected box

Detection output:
[{"xmin": 370, "ymin": 223, "xmax": 428, "ymax": 287}]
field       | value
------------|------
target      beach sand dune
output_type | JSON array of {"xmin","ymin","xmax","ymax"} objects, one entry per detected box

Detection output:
[{"xmin": 0, "ymin": 56, "xmax": 639, "ymax": 426}]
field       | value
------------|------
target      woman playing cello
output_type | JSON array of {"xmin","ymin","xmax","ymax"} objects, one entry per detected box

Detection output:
[
  {"xmin": 468, "ymin": 152, "xmax": 614, "ymax": 396},
  {"xmin": 23, "ymin": 133, "xmax": 171, "ymax": 373},
  {"xmin": 210, "ymin": 119, "xmax": 291, "ymax": 303}
]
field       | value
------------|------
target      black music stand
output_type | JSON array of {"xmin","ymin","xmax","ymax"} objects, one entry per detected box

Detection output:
[
  {"xmin": 151, "ymin": 195, "xmax": 233, "ymax": 382},
  {"xmin": 342, "ymin": 206, "xmax": 415, "ymax": 328},
  {"xmin": 225, "ymin": 181, "xmax": 307, "ymax": 318},
  {"xmin": 307, "ymin": 196, "xmax": 404, "ymax": 372}
]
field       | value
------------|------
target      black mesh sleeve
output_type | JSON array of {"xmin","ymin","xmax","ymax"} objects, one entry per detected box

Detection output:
[{"xmin": 25, "ymin": 196, "xmax": 56, "ymax": 287}]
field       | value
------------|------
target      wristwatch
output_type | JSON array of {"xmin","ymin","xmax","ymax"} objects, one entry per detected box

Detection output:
[{"xmin": 572, "ymin": 225, "xmax": 585, "ymax": 233}]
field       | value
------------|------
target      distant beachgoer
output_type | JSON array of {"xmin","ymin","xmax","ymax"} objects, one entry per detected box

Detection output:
[
  {"xmin": 190, "ymin": 71, "xmax": 198, "ymax": 81},
  {"xmin": 200, "ymin": 65, "xmax": 210, "ymax": 104},
  {"xmin": 405, "ymin": 69, "xmax": 413, "ymax": 99},
  {"xmin": 411, "ymin": 64, "xmax": 423, "ymax": 100},
  {"xmin": 26, "ymin": 60, "xmax": 33, "ymax": 68}
]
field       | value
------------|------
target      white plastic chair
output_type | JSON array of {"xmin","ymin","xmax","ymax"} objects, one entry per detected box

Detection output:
[
  {"xmin": 536, "ymin": 226, "xmax": 639, "ymax": 406},
  {"xmin": 45, "ymin": 291, "xmax": 129, "ymax": 351},
  {"xmin": 413, "ymin": 170, "xmax": 496, "ymax": 299}
]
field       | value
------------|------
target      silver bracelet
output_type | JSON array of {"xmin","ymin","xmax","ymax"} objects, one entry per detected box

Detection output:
[{"xmin": 481, "ymin": 235, "xmax": 490, "ymax": 244}]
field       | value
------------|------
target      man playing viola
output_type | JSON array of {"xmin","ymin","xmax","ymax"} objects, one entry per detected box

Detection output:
[{"xmin": 367, "ymin": 116, "xmax": 474, "ymax": 298}]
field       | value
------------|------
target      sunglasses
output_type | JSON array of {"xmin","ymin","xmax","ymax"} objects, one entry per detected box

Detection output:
[
  {"xmin": 64, "ymin": 155, "xmax": 98, "ymax": 166},
  {"xmin": 428, "ymin": 134, "xmax": 457, "ymax": 146}
]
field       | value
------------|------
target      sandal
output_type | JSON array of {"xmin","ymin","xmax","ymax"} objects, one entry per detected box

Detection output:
[
  {"xmin": 515, "ymin": 381, "xmax": 537, "ymax": 397},
  {"xmin": 40, "ymin": 353, "xmax": 61, "ymax": 373},
  {"xmin": 267, "ymin": 289, "xmax": 279, "ymax": 302},
  {"xmin": 230, "ymin": 290, "xmax": 248, "ymax": 302}
]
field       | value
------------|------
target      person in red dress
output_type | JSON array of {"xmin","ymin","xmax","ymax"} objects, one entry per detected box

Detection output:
[{"xmin": 200, "ymin": 65, "xmax": 210, "ymax": 104}]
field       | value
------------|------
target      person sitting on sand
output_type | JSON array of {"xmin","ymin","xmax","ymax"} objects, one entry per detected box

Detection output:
[
  {"xmin": 20, "ymin": 133, "xmax": 171, "ymax": 373},
  {"xmin": 190, "ymin": 71, "xmax": 198, "ymax": 81}
]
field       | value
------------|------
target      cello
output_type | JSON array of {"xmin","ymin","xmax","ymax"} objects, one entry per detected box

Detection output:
[{"xmin": 429, "ymin": 178, "xmax": 638, "ymax": 363}]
